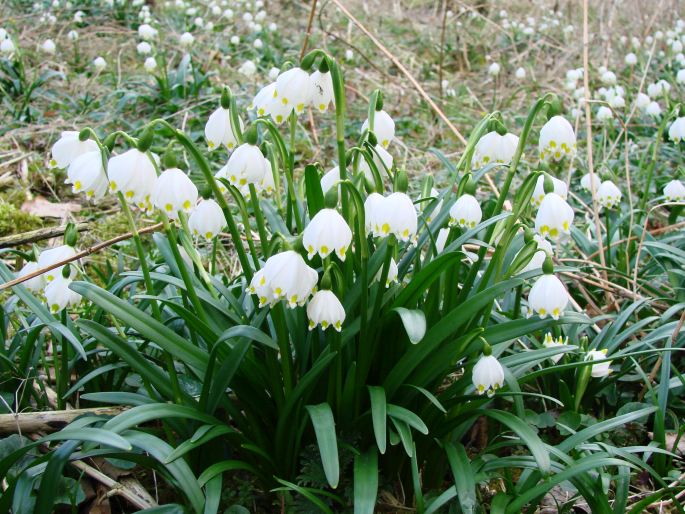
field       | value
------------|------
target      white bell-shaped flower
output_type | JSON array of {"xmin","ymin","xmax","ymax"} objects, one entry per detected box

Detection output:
[
  {"xmin": 250, "ymin": 82, "xmax": 276, "ymax": 116},
  {"xmin": 625, "ymin": 52, "xmax": 637, "ymax": 65},
  {"xmin": 179, "ymin": 32, "xmax": 194, "ymax": 47},
  {"xmin": 534, "ymin": 192, "xmax": 574, "ymax": 240},
  {"xmin": 50, "ymin": 131, "xmax": 99, "ymax": 169},
  {"xmin": 137, "ymin": 41, "xmax": 152, "ymax": 54},
  {"xmin": 580, "ymin": 173, "xmax": 601, "ymax": 192},
  {"xmin": 309, "ymin": 70, "xmax": 334, "ymax": 113},
  {"xmin": 144, "ymin": 57, "xmax": 157, "ymax": 72},
  {"xmin": 596, "ymin": 105, "xmax": 613, "ymax": 122},
  {"xmin": 37, "ymin": 245, "xmax": 77, "ymax": 283},
  {"xmin": 435, "ymin": 228, "xmax": 449, "ymax": 254},
  {"xmin": 366, "ymin": 192, "xmax": 417, "ymax": 242},
  {"xmin": 107, "ymin": 149, "xmax": 158, "ymax": 210},
  {"xmin": 664, "ymin": 179, "xmax": 685, "ymax": 201},
  {"xmin": 224, "ymin": 143, "xmax": 269, "ymax": 187},
  {"xmin": 542, "ymin": 333, "xmax": 568, "ymax": 363},
  {"xmin": 449, "ymin": 194, "xmax": 482, "ymax": 229},
  {"xmin": 320, "ymin": 166, "xmax": 340, "ymax": 194},
  {"xmin": 669, "ymin": 117, "xmax": 685, "ymax": 143},
  {"xmin": 375, "ymin": 257, "xmax": 399, "ymax": 287},
  {"xmin": 597, "ymin": 180, "xmax": 622, "ymax": 209},
  {"xmin": 138, "ymin": 23, "xmax": 158, "ymax": 40},
  {"xmin": 303, "ymin": 208, "xmax": 352, "ymax": 261},
  {"xmin": 419, "ymin": 188, "xmax": 443, "ymax": 222},
  {"xmin": 42, "ymin": 39, "xmax": 56, "ymax": 54},
  {"xmin": 151, "ymin": 168, "xmax": 198, "ymax": 219},
  {"xmin": 586, "ymin": 349, "xmax": 612, "ymax": 377},
  {"xmin": 44, "ymin": 276, "xmax": 81, "ymax": 313},
  {"xmin": 274, "ymin": 67, "xmax": 313, "ymax": 117},
  {"xmin": 528, "ymin": 273, "xmax": 569, "ymax": 320},
  {"xmin": 520, "ymin": 235, "xmax": 554, "ymax": 274},
  {"xmin": 0, "ymin": 38, "xmax": 15, "ymax": 56},
  {"xmin": 472, "ymin": 354, "xmax": 504, "ymax": 396},
  {"xmin": 531, "ymin": 175, "xmax": 567, "ymax": 207},
  {"xmin": 205, "ymin": 106, "xmax": 244, "ymax": 150},
  {"xmin": 93, "ymin": 56, "xmax": 107, "ymax": 71},
  {"xmin": 65, "ymin": 150, "xmax": 108, "ymax": 200},
  {"xmin": 646, "ymin": 101, "xmax": 662, "ymax": 118},
  {"xmin": 538, "ymin": 115, "xmax": 577, "ymax": 162},
  {"xmin": 16, "ymin": 262, "xmax": 45, "ymax": 292},
  {"xmin": 307, "ymin": 290, "xmax": 345, "ymax": 331},
  {"xmin": 358, "ymin": 144, "xmax": 393, "ymax": 183},
  {"xmin": 647, "ymin": 80, "xmax": 671, "ymax": 98},
  {"xmin": 248, "ymin": 250, "xmax": 318, "ymax": 308},
  {"xmin": 472, "ymin": 131, "xmax": 519, "ymax": 169},
  {"xmin": 361, "ymin": 110, "xmax": 395, "ymax": 148},
  {"xmin": 635, "ymin": 92, "xmax": 651, "ymax": 110},
  {"xmin": 188, "ymin": 199, "xmax": 225, "ymax": 239}
]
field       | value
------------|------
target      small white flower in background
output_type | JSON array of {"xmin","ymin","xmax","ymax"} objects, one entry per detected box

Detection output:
[
  {"xmin": 597, "ymin": 180, "xmax": 622, "ymax": 209},
  {"xmin": 152, "ymin": 168, "xmax": 198, "ymax": 219},
  {"xmin": 435, "ymin": 227, "xmax": 449, "ymax": 253},
  {"xmin": 488, "ymin": 62, "xmax": 501, "ymax": 76},
  {"xmin": 253, "ymin": 38, "xmax": 263, "ymax": 49},
  {"xmin": 0, "ymin": 28, "xmax": 7, "ymax": 40},
  {"xmin": 179, "ymin": 32, "xmax": 194, "ymax": 48},
  {"xmin": 449, "ymin": 194, "xmax": 482, "ymax": 229},
  {"xmin": 375, "ymin": 257, "xmax": 399, "ymax": 287},
  {"xmin": 144, "ymin": 56, "xmax": 157, "ymax": 72},
  {"xmin": 44, "ymin": 277, "xmax": 81, "ymax": 313},
  {"xmin": 586, "ymin": 349, "xmax": 612, "ymax": 378},
  {"xmin": 596, "ymin": 105, "xmax": 613, "ymax": 122},
  {"xmin": 230, "ymin": 35, "xmax": 240, "ymax": 44},
  {"xmin": 472, "ymin": 354, "xmax": 504, "ymax": 396},
  {"xmin": 472, "ymin": 131, "xmax": 519, "ymax": 169},
  {"xmin": 601, "ymin": 70, "xmax": 616, "ymax": 85},
  {"xmin": 674, "ymin": 40, "xmax": 684, "ymax": 53},
  {"xmin": 647, "ymin": 80, "xmax": 671, "ymax": 98},
  {"xmin": 74, "ymin": 10, "xmax": 84, "ymax": 22},
  {"xmin": 303, "ymin": 208, "xmax": 352, "ymax": 261},
  {"xmin": 223, "ymin": 8, "xmax": 234, "ymax": 19},
  {"xmin": 268, "ymin": 67, "xmax": 280, "ymax": 80},
  {"xmin": 188, "ymin": 199, "xmax": 225, "ymax": 240},
  {"xmin": 194, "ymin": 17, "xmax": 204, "ymax": 28},
  {"xmin": 242, "ymin": 12, "xmax": 253, "ymax": 22},
  {"xmin": 107, "ymin": 149, "xmax": 158, "ymax": 211},
  {"xmin": 418, "ymin": 187, "xmax": 443, "ymax": 222},
  {"xmin": 535, "ymin": 192, "xmax": 574, "ymax": 240},
  {"xmin": 38, "ymin": 245, "xmax": 77, "ymax": 283},
  {"xmin": 520, "ymin": 235, "xmax": 553, "ymax": 274},
  {"xmin": 16, "ymin": 261, "xmax": 44, "ymax": 292},
  {"xmin": 68, "ymin": 30, "xmax": 79, "ymax": 41},
  {"xmin": 358, "ymin": 144, "xmax": 393, "ymax": 183},
  {"xmin": 307, "ymin": 290, "xmax": 345, "ymax": 331},
  {"xmin": 320, "ymin": 166, "xmax": 340, "ymax": 194},
  {"xmin": 664, "ymin": 179, "xmax": 685, "ymax": 201},
  {"xmin": 205, "ymin": 105, "xmax": 244, "ymax": 151},
  {"xmin": 0, "ymin": 38, "xmax": 15, "ymax": 56},
  {"xmin": 539, "ymin": 115, "xmax": 577, "ymax": 161},
  {"xmin": 138, "ymin": 23, "xmax": 158, "ymax": 40},
  {"xmin": 268, "ymin": 22, "xmax": 278, "ymax": 32},
  {"xmin": 365, "ymin": 192, "xmax": 418, "ymax": 243},
  {"xmin": 515, "ymin": 67, "xmax": 526, "ymax": 79},
  {"xmin": 50, "ymin": 131, "xmax": 100, "ymax": 169},
  {"xmin": 669, "ymin": 117, "xmax": 685, "ymax": 143},
  {"xmin": 239, "ymin": 59, "xmax": 257, "ymax": 77},
  {"xmin": 625, "ymin": 52, "xmax": 637, "ymax": 65},
  {"xmin": 137, "ymin": 41, "xmax": 152, "ymax": 54},
  {"xmin": 580, "ymin": 173, "xmax": 601, "ymax": 192},
  {"xmin": 635, "ymin": 92, "xmax": 650, "ymax": 110},
  {"xmin": 248, "ymin": 250, "xmax": 318, "ymax": 308},
  {"xmin": 609, "ymin": 95, "xmax": 625, "ymax": 109},
  {"xmin": 344, "ymin": 49, "xmax": 354, "ymax": 61},
  {"xmin": 223, "ymin": 142, "xmax": 269, "ymax": 187},
  {"xmin": 274, "ymin": 67, "xmax": 313, "ymax": 117},
  {"xmin": 646, "ymin": 101, "xmax": 662, "ymax": 118},
  {"xmin": 528, "ymin": 274, "xmax": 569, "ymax": 320},
  {"xmin": 542, "ymin": 333, "xmax": 568, "ymax": 363},
  {"xmin": 93, "ymin": 56, "xmax": 107, "ymax": 71},
  {"xmin": 361, "ymin": 110, "xmax": 395, "ymax": 148},
  {"xmin": 309, "ymin": 69, "xmax": 335, "ymax": 113},
  {"xmin": 66, "ymin": 151, "xmax": 108, "ymax": 200},
  {"xmin": 566, "ymin": 68, "xmax": 582, "ymax": 83},
  {"xmin": 42, "ymin": 39, "xmax": 56, "ymax": 54},
  {"xmin": 532, "ymin": 175, "xmax": 567, "ymax": 207}
]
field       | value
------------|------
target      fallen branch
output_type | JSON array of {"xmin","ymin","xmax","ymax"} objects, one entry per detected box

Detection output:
[
  {"xmin": 0, "ymin": 406, "xmax": 126, "ymax": 435},
  {"xmin": 0, "ymin": 222, "xmax": 91, "ymax": 248}
]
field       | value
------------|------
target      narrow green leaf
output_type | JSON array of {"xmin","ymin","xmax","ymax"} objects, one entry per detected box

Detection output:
[
  {"xmin": 445, "ymin": 442, "xmax": 476, "ymax": 514},
  {"xmin": 387, "ymin": 404, "xmax": 429, "ymax": 435},
  {"xmin": 368, "ymin": 386, "xmax": 387, "ymax": 454},
  {"xmin": 391, "ymin": 308, "xmax": 426, "ymax": 344},
  {"xmin": 306, "ymin": 403, "xmax": 340, "ymax": 489},
  {"xmin": 353, "ymin": 448, "xmax": 378, "ymax": 514}
]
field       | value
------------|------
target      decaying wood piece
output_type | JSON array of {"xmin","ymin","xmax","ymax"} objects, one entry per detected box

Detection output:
[
  {"xmin": 0, "ymin": 222, "xmax": 91, "ymax": 248},
  {"xmin": 0, "ymin": 406, "xmax": 126, "ymax": 434}
]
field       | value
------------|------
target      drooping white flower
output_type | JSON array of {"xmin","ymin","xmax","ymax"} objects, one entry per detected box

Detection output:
[
  {"xmin": 320, "ymin": 166, "xmax": 340, "ymax": 194},
  {"xmin": 250, "ymin": 82, "xmax": 277, "ymax": 115},
  {"xmin": 268, "ymin": 67, "xmax": 280, "ymax": 80},
  {"xmin": 635, "ymin": 92, "xmax": 651, "ymax": 110},
  {"xmin": 647, "ymin": 80, "xmax": 671, "ymax": 98},
  {"xmin": 449, "ymin": 194, "xmax": 482, "ymax": 229},
  {"xmin": 50, "ymin": 131, "xmax": 100, "ymax": 170},
  {"xmin": 67, "ymin": 30, "xmax": 78, "ymax": 41},
  {"xmin": 534, "ymin": 192, "xmax": 574, "ymax": 240},
  {"xmin": 309, "ymin": 70, "xmax": 334, "ymax": 113},
  {"xmin": 44, "ymin": 276, "xmax": 81, "ymax": 313},
  {"xmin": 303, "ymin": 208, "xmax": 352, "ymax": 260},
  {"xmin": 669, "ymin": 117, "xmax": 685, "ymax": 143},
  {"xmin": 365, "ymin": 192, "xmax": 417, "ymax": 242},
  {"xmin": 151, "ymin": 168, "xmax": 198, "ymax": 219},
  {"xmin": 66, "ymin": 150, "xmax": 108, "ymax": 200},
  {"xmin": 646, "ymin": 101, "xmax": 662, "ymax": 118},
  {"xmin": 144, "ymin": 57, "xmax": 157, "ymax": 72},
  {"xmin": 580, "ymin": 173, "xmax": 601, "ymax": 192},
  {"xmin": 531, "ymin": 175, "xmax": 568, "ymax": 207},
  {"xmin": 539, "ymin": 115, "xmax": 577, "ymax": 162},
  {"xmin": 488, "ymin": 62, "xmax": 501, "ymax": 76},
  {"xmin": 596, "ymin": 105, "xmax": 613, "ymax": 122},
  {"xmin": 520, "ymin": 235, "xmax": 554, "ymax": 274},
  {"xmin": 42, "ymin": 39, "xmax": 56, "ymax": 54},
  {"xmin": 188, "ymin": 199, "xmax": 225, "ymax": 239},
  {"xmin": 179, "ymin": 32, "xmax": 194, "ymax": 47},
  {"xmin": 528, "ymin": 273, "xmax": 569, "ymax": 320},
  {"xmin": 678, "ymin": 69, "xmax": 685, "ymax": 84},
  {"xmin": 358, "ymin": 144, "xmax": 393, "ymax": 183},
  {"xmin": 274, "ymin": 67, "xmax": 313, "ymax": 117},
  {"xmin": 472, "ymin": 131, "xmax": 519, "ymax": 169},
  {"xmin": 37, "ymin": 245, "xmax": 77, "ymax": 283},
  {"xmin": 16, "ymin": 261, "xmax": 45, "ymax": 292},
  {"xmin": 307, "ymin": 290, "xmax": 345, "ymax": 331},
  {"xmin": 419, "ymin": 188, "xmax": 443, "ymax": 222},
  {"xmin": 137, "ymin": 41, "xmax": 152, "ymax": 54},
  {"xmin": 205, "ymin": 106, "xmax": 244, "ymax": 151},
  {"xmin": 472, "ymin": 354, "xmax": 504, "ymax": 396},
  {"xmin": 247, "ymin": 250, "xmax": 318, "ymax": 308},
  {"xmin": 138, "ymin": 23, "xmax": 158, "ymax": 40},
  {"xmin": 0, "ymin": 38, "xmax": 15, "ymax": 56},
  {"xmin": 223, "ymin": 143, "xmax": 269, "ymax": 187},
  {"xmin": 625, "ymin": 52, "xmax": 637, "ymax": 65},
  {"xmin": 435, "ymin": 227, "xmax": 449, "ymax": 253},
  {"xmin": 253, "ymin": 38, "xmax": 263, "ymax": 49},
  {"xmin": 542, "ymin": 333, "xmax": 568, "ymax": 363},
  {"xmin": 515, "ymin": 67, "xmax": 526, "ymax": 79},
  {"xmin": 230, "ymin": 35, "xmax": 240, "ymax": 45},
  {"xmin": 664, "ymin": 179, "xmax": 685, "ymax": 201},
  {"xmin": 361, "ymin": 110, "xmax": 395, "ymax": 148},
  {"xmin": 586, "ymin": 349, "xmax": 612, "ymax": 377},
  {"xmin": 597, "ymin": 180, "xmax": 622, "ymax": 209},
  {"xmin": 601, "ymin": 70, "xmax": 617, "ymax": 85},
  {"xmin": 345, "ymin": 49, "xmax": 354, "ymax": 61},
  {"xmin": 107, "ymin": 149, "xmax": 158, "ymax": 210}
]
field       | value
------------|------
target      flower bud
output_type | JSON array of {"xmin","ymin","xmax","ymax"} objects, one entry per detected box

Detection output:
[
  {"xmin": 375, "ymin": 92, "xmax": 384, "ymax": 111},
  {"xmin": 367, "ymin": 131, "xmax": 378, "ymax": 147},
  {"xmin": 162, "ymin": 147, "xmax": 177, "ymax": 169},
  {"xmin": 546, "ymin": 95, "xmax": 563, "ymax": 118},
  {"xmin": 395, "ymin": 169, "xmax": 409, "ymax": 193},
  {"xmin": 78, "ymin": 128, "xmax": 91, "ymax": 142},
  {"xmin": 244, "ymin": 125, "xmax": 258, "ymax": 145},
  {"xmin": 543, "ymin": 174, "xmax": 554, "ymax": 195},
  {"xmin": 64, "ymin": 222, "xmax": 78, "ymax": 247},
  {"xmin": 300, "ymin": 50, "xmax": 317, "ymax": 71},
  {"xmin": 324, "ymin": 185, "xmax": 338, "ymax": 208},
  {"xmin": 542, "ymin": 255, "xmax": 554, "ymax": 274},
  {"xmin": 61, "ymin": 263, "xmax": 72, "ymax": 279},
  {"xmin": 220, "ymin": 86, "xmax": 232, "ymax": 109},
  {"xmin": 137, "ymin": 128, "xmax": 154, "ymax": 152},
  {"xmin": 523, "ymin": 227, "xmax": 535, "ymax": 243}
]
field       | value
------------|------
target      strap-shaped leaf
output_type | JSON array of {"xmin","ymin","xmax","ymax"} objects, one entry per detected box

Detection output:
[
  {"xmin": 368, "ymin": 386, "xmax": 387, "ymax": 454},
  {"xmin": 306, "ymin": 403, "xmax": 340, "ymax": 489},
  {"xmin": 445, "ymin": 442, "xmax": 476, "ymax": 514},
  {"xmin": 387, "ymin": 404, "xmax": 428, "ymax": 435},
  {"xmin": 391, "ymin": 308, "xmax": 426, "ymax": 344},
  {"xmin": 353, "ymin": 448, "xmax": 378, "ymax": 514}
]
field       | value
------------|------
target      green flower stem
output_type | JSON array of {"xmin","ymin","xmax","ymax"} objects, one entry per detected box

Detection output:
[
  {"xmin": 177, "ymin": 211, "xmax": 219, "ymax": 299},
  {"xmin": 639, "ymin": 114, "xmax": 668, "ymax": 215},
  {"xmin": 248, "ymin": 185, "xmax": 270, "ymax": 255},
  {"xmin": 605, "ymin": 209, "xmax": 612, "ymax": 268},
  {"xmin": 328, "ymin": 55, "xmax": 349, "ymax": 220},
  {"xmin": 210, "ymin": 237, "xmax": 218, "ymax": 275},
  {"xmin": 287, "ymin": 111, "xmax": 304, "ymax": 232},
  {"xmin": 147, "ymin": 118, "xmax": 254, "ymax": 281},
  {"xmin": 57, "ymin": 309, "xmax": 68, "ymax": 409},
  {"xmin": 272, "ymin": 303, "xmax": 294, "ymax": 395},
  {"xmin": 265, "ymin": 142, "xmax": 283, "ymax": 214},
  {"xmin": 226, "ymin": 186, "xmax": 260, "ymax": 268}
]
